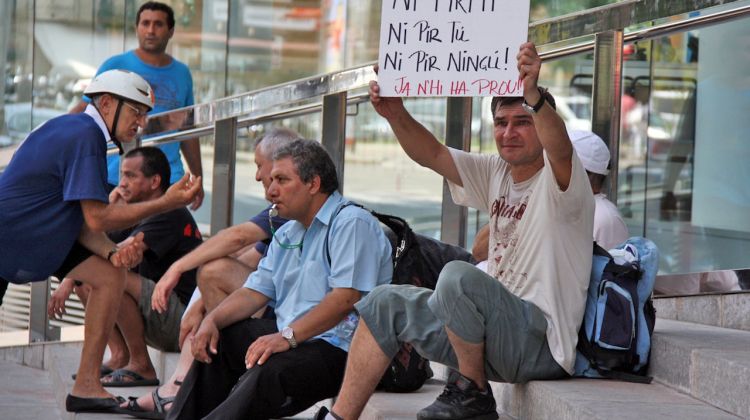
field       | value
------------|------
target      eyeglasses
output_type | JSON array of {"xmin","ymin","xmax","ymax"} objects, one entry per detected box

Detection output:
[{"xmin": 122, "ymin": 101, "xmax": 148, "ymax": 119}]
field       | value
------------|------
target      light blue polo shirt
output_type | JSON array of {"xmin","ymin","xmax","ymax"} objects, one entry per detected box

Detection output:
[{"xmin": 244, "ymin": 191, "xmax": 392, "ymax": 352}]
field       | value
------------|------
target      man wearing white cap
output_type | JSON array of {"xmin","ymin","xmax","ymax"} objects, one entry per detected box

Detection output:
[
  {"xmin": 0, "ymin": 69, "xmax": 201, "ymax": 413},
  {"xmin": 568, "ymin": 129, "xmax": 629, "ymax": 249},
  {"xmin": 473, "ymin": 130, "xmax": 628, "ymax": 265}
]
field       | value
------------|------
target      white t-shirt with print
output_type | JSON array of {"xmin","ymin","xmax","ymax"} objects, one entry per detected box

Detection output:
[
  {"xmin": 593, "ymin": 193, "xmax": 629, "ymax": 250},
  {"xmin": 447, "ymin": 149, "xmax": 594, "ymax": 374}
]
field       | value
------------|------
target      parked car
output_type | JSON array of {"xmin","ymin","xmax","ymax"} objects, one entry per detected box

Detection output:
[{"xmin": 1, "ymin": 102, "xmax": 63, "ymax": 147}]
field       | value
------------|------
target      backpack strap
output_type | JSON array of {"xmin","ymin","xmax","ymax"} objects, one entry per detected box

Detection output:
[
  {"xmin": 368, "ymin": 210, "xmax": 412, "ymax": 266},
  {"xmin": 593, "ymin": 241, "xmax": 613, "ymax": 258},
  {"xmin": 324, "ymin": 201, "xmax": 363, "ymax": 266}
]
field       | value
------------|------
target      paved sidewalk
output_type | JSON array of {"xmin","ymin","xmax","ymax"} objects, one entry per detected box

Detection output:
[{"xmin": 0, "ymin": 360, "xmax": 60, "ymax": 420}]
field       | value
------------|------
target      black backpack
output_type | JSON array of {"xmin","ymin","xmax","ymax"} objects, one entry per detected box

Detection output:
[{"xmin": 325, "ymin": 202, "xmax": 474, "ymax": 392}]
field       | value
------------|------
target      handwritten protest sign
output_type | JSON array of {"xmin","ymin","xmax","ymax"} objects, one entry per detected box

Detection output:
[{"xmin": 378, "ymin": 0, "xmax": 530, "ymax": 97}]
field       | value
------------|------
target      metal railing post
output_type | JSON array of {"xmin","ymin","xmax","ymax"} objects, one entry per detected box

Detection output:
[
  {"xmin": 591, "ymin": 30, "xmax": 624, "ymax": 202},
  {"xmin": 441, "ymin": 97, "xmax": 472, "ymax": 247},
  {"xmin": 210, "ymin": 117, "xmax": 238, "ymax": 235},
  {"xmin": 29, "ymin": 280, "xmax": 59, "ymax": 343},
  {"xmin": 321, "ymin": 92, "xmax": 348, "ymax": 193}
]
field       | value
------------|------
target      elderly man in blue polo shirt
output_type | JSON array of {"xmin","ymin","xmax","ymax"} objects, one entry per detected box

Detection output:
[
  {"xmin": 0, "ymin": 69, "xmax": 201, "ymax": 414},
  {"xmin": 165, "ymin": 139, "xmax": 393, "ymax": 420}
]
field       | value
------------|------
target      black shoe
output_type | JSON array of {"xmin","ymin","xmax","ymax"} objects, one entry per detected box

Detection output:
[
  {"xmin": 65, "ymin": 394, "xmax": 127, "ymax": 413},
  {"xmin": 417, "ymin": 371, "xmax": 498, "ymax": 420}
]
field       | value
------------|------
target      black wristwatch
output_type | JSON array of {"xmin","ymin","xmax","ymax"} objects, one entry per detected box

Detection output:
[
  {"xmin": 106, "ymin": 247, "xmax": 118, "ymax": 262},
  {"xmin": 522, "ymin": 87, "xmax": 546, "ymax": 114}
]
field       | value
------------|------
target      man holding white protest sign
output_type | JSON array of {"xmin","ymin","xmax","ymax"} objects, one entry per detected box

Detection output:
[
  {"xmin": 377, "ymin": 0, "xmax": 530, "ymax": 98},
  {"xmin": 314, "ymin": 2, "xmax": 594, "ymax": 419}
]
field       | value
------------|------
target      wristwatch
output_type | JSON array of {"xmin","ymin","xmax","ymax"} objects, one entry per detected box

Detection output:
[
  {"xmin": 106, "ymin": 247, "xmax": 118, "ymax": 263},
  {"xmin": 281, "ymin": 326, "xmax": 297, "ymax": 348},
  {"xmin": 522, "ymin": 87, "xmax": 546, "ymax": 114}
]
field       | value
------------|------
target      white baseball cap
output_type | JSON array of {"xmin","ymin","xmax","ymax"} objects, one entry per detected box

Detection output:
[{"xmin": 568, "ymin": 129, "xmax": 610, "ymax": 175}]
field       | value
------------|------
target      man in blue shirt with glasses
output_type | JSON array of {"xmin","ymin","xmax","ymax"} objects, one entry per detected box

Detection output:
[{"xmin": 165, "ymin": 139, "xmax": 393, "ymax": 420}]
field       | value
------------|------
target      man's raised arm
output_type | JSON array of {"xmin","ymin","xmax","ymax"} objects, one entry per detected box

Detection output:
[
  {"xmin": 517, "ymin": 42, "xmax": 575, "ymax": 190},
  {"xmin": 369, "ymin": 72, "xmax": 462, "ymax": 186}
]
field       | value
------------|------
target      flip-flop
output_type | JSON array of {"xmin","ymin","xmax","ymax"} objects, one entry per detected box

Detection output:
[
  {"xmin": 65, "ymin": 394, "xmax": 128, "ymax": 413},
  {"xmin": 101, "ymin": 368, "xmax": 160, "ymax": 387},
  {"xmin": 71, "ymin": 365, "xmax": 114, "ymax": 380}
]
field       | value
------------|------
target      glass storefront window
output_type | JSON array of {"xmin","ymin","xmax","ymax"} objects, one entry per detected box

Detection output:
[
  {"xmin": 344, "ymin": 98, "xmax": 446, "ymax": 238},
  {"xmin": 1, "ymin": 0, "xmax": 34, "ymax": 169}
]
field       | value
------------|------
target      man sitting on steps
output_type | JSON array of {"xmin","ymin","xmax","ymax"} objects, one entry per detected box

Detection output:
[
  {"xmin": 166, "ymin": 139, "xmax": 393, "ymax": 419},
  {"xmin": 318, "ymin": 42, "xmax": 594, "ymax": 420},
  {"xmin": 119, "ymin": 127, "xmax": 301, "ymax": 419}
]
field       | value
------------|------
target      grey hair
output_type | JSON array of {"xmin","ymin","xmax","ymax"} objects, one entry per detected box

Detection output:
[
  {"xmin": 254, "ymin": 127, "xmax": 302, "ymax": 158},
  {"xmin": 90, "ymin": 95, "xmax": 106, "ymax": 108},
  {"xmin": 271, "ymin": 139, "xmax": 339, "ymax": 195}
]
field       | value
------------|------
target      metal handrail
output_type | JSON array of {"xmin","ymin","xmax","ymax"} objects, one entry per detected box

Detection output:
[{"xmin": 137, "ymin": 92, "xmax": 371, "ymax": 148}]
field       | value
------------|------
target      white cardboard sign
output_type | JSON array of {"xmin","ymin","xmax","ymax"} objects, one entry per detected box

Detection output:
[{"xmin": 377, "ymin": 0, "xmax": 530, "ymax": 97}]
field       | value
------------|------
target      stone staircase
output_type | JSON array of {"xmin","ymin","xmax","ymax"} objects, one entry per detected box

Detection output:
[
  {"xmin": 360, "ymin": 293, "xmax": 750, "ymax": 419},
  {"xmin": 0, "ymin": 293, "xmax": 748, "ymax": 419}
]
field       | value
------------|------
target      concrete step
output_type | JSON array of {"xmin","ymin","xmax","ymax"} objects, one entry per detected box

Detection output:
[
  {"xmin": 651, "ymin": 318, "xmax": 750, "ymax": 418},
  {"xmin": 400, "ymin": 344, "xmax": 740, "ymax": 420},
  {"xmin": 0, "ymin": 340, "xmax": 329, "ymax": 419},
  {"xmin": 0, "ymin": 360, "xmax": 61, "ymax": 420},
  {"xmin": 361, "ymin": 362, "xmax": 737, "ymax": 419},
  {"xmin": 654, "ymin": 292, "xmax": 750, "ymax": 332},
  {"xmin": 492, "ymin": 378, "xmax": 739, "ymax": 420}
]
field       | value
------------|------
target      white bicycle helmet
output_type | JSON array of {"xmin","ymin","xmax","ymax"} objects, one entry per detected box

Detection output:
[{"xmin": 84, "ymin": 69, "xmax": 155, "ymax": 111}]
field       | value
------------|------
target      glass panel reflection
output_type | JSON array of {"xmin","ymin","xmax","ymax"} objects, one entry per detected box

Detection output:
[
  {"xmin": 644, "ymin": 18, "xmax": 750, "ymax": 286},
  {"xmin": 0, "ymin": 0, "xmax": 35, "ymax": 169},
  {"xmin": 344, "ymin": 98, "xmax": 445, "ymax": 238}
]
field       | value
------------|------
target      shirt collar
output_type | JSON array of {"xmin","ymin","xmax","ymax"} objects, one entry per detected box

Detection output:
[
  {"xmin": 313, "ymin": 191, "xmax": 345, "ymax": 227},
  {"xmin": 84, "ymin": 104, "xmax": 111, "ymax": 142}
]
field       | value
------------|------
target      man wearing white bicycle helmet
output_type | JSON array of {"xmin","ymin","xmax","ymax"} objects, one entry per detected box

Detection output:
[
  {"xmin": 0, "ymin": 68, "xmax": 201, "ymax": 414},
  {"xmin": 84, "ymin": 68, "xmax": 156, "ymax": 155}
]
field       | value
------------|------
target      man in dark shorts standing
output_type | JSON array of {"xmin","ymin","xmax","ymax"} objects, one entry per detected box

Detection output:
[
  {"xmin": 0, "ymin": 69, "xmax": 201, "ymax": 413},
  {"xmin": 49, "ymin": 146, "xmax": 203, "ymax": 387}
]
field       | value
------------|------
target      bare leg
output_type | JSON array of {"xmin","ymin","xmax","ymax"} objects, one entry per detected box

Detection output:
[
  {"xmin": 197, "ymin": 257, "xmax": 251, "ymax": 311},
  {"xmin": 67, "ymin": 256, "xmax": 127, "ymax": 399},
  {"xmin": 446, "ymin": 328, "xmax": 486, "ymax": 389},
  {"xmin": 121, "ymin": 257, "xmax": 252, "ymax": 412},
  {"xmin": 331, "ymin": 320, "xmax": 391, "ymax": 420},
  {"xmin": 75, "ymin": 284, "xmax": 129, "ymax": 370},
  {"xmin": 101, "ymin": 273, "xmax": 157, "ymax": 384}
]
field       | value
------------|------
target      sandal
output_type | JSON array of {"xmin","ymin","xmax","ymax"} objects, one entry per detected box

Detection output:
[
  {"xmin": 120, "ymin": 381, "xmax": 180, "ymax": 420},
  {"xmin": 101, "ymin": 368, "xmax": 160, "ymax": 387}
]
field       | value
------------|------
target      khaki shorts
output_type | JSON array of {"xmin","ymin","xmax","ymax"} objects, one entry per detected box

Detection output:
[
  {"xmin": 139, "ymin": 277, "xmax": 186, "ymax": 352},
  {"xmin": 355, "ymin": 261, "xmax": 567, "ymax": 384}
]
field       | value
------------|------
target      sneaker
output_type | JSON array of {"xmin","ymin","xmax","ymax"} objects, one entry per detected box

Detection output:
[{"xmin": 417, "ymin": 370, "xmax": 498, "ymax": 420}]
